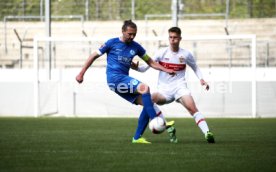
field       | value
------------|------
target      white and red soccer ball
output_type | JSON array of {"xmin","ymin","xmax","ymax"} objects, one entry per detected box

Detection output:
[{"xmin": 149, "ymin": 117, "xmax": 166, "ymax": 134}]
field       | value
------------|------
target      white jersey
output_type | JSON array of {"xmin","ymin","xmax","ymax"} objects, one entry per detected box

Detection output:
[
  {"xmin": 153, "ymin": 47, "xmax": 202, "ymax": 89},
  {"xmin": 138, "ymin": 46, "xmax": 203, "ymax": 102}
]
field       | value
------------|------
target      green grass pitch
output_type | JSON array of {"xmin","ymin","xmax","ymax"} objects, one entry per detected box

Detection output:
[{"xmin": 0, "ymin": 118, "xmax": 275, "ymax": 172}]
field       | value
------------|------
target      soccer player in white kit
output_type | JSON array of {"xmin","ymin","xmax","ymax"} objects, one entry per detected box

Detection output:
[{"xmin": 132, "ymin": 27, "xmax": 215, "ymax": 143}]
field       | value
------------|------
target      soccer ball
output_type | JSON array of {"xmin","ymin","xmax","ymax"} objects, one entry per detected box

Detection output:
[{"xmin": 149, "ymin": 117, "xmax": 166, "ymax": 134}]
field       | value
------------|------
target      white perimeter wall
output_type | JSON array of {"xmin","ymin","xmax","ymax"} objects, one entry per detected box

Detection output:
[{"xmin": 0, "ymin": 68, "xmax": 276, "ymax": 118}]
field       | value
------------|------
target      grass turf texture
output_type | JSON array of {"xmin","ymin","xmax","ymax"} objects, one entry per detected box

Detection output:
[{"xmin": 0, "ymin": 118, "xmax": 275, "ymax": 172}]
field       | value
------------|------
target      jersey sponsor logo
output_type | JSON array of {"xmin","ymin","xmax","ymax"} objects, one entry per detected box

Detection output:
[
  {"xmin": 159, "ymin": 61, "xmax": 186, "ymax": 71},
  {"xmin": 164, "ymin": 58, "xmax": 170, "ymax": 61},
  {"xmin": 118, "ymin": 56, "xmax": 132, "ymax": 64}
]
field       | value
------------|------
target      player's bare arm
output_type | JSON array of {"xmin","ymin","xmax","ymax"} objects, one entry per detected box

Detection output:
[
  {"xmin": 76, "ymin": 52, "xmax": 100, "ymax": 83},
  {"xmin": 142, "ymin": 54, "xmax": 176, "ymax": 75},
  {"xmin": 131, "ymin": 60, "xmax": 151, "ymax": 73}
]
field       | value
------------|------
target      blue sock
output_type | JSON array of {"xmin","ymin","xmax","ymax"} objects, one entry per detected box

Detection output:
[
  {"xmin": 134, "ymin": 108, "xmax": 149, "ymax": 140},
  {"xmin": 142, "ymin": 93, "xmax": 156, "ymax": 119}
]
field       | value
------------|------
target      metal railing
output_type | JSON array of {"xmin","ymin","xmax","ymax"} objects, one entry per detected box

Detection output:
[{"xmin": 3, "ymin": 15, "xmax": 84, "ymax": 54}]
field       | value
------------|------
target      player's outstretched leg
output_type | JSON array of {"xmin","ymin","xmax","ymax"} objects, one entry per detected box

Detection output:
[
  {"xmin": 132, "ymin": 108, "xmax": 151, "ymax": 144},
  {"xmin": 153, "ymin": 104, "xmax": 178, "ymax": 143},
  {"xmin": 141, "ymin": 93, "xmax": 157, "ymax": 119},
  {"xmin": 193, "ymin": 112, "xmax": 215, "ymax": 143}
]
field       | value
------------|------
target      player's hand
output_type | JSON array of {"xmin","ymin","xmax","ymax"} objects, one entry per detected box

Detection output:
[
  {"xmin": 167, "ymin": 69, "xmax": 177, "ymax": 76},
  {"xmin": 131, "ymin": 61, "xmax": 139, "ymax": 70},
  {"xmin": 200, "ymin": 79, "xmax": 209, "ymax": 91},
  {"xmin": 76, "ymin": 74, "xmax": 84, "ymax": 84}
]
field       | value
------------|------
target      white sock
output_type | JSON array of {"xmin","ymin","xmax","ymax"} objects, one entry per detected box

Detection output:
[
  {"xmin": 193, "ymin": 112, "xmax": 209, "ymax": 135},
  {"xmin": 153, "ymin": 104, "xmax": 166, "ymax": 122}
]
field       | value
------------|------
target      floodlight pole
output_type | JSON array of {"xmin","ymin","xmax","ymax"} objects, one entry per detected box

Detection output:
[
  {"xmin": 40, "ymin": 0, "xmax": 44, "ymax": 21},
  {"xmin": 131, "ymin": 0, "xmax": 135, "ymax": 20},
  {"xmin": 225, "ymin": 0, "xmax": 229, "ymax": 29},
  {"xmin": 172, "ymin": 0, "xmax": 179, "ymax": 27},
  {"xmin": 45, "ymin": 0, "xmax": 52, "ymax": 80},
  {"xmin": 85, "ymin": 0, "xmax": 90, "ymax": 21}
]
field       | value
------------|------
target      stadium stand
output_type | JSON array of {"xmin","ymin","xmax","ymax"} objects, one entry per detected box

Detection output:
[{"xmin": 0, "ymin": 19, "xmax": 276, "ymax": 68}]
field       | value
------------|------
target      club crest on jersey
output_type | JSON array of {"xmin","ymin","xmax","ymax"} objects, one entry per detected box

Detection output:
[
  {"xmin": 179, "ymin": 57, "xmax": 185, "ymax": 63},
  {"xmin": 130, "ymin": 79, "xmax": 139, "ymax": 86},
  {"xmin": 130, "ymin": 50, "xmax": 135, "ymax": 55}
]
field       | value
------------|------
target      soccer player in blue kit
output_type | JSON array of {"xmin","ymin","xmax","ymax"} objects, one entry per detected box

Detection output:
[{"xmin": 76, "ymin": 20, "xmax": 176, "ymax": 144}]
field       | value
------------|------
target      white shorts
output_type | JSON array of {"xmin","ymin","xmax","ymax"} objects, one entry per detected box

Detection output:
[{"xmin": 157, "ymin": 83, "xmax": 191, "ymax": 104}]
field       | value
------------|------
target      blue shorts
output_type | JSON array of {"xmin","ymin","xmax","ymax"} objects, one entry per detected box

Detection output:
[{"xmin": 107, "ymin": 75, "xmax": 141, "ymax": 104}]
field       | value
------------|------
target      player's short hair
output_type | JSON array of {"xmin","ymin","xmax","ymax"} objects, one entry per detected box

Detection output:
[
  {"xmin": 168, "ymin": 27, "xmax": 181, "ymax": 36},
  {"xmin": 122, "ymin": 20, "xmax": 137, "ymax": 31}
]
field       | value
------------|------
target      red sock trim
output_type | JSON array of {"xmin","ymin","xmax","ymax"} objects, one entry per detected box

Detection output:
[
  {"xmin": 196, "ymin": 118, "xmax": 205, "ymax": 125},
  {"xmin": 156, "ymin": 111, "xmax": 162, "ymax": 116}
]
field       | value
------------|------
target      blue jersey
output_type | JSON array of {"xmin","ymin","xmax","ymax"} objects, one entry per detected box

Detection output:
[
  {"xmin": 97, "ymin": 37, "xmax": 146, "ymax": 81},
  {"xmin": 97, "ymin": 37, "xmax": 146, "ymax": 103}
]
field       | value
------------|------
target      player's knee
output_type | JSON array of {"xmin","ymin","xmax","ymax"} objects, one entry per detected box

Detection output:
[
  {"xmin": 189, "ymin": 107, "xmax": 198, "ymax": 115},
  {"xmin": 152, "ymin": 94, "xmax": 166, "ymax": 105},
  {"xmin": 137, "ymin": 83, "xmax": 150, "ymax": 94},
  {"xmin": 151, "ymin": 94, "xmax": 158, "ymax": 103}
]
